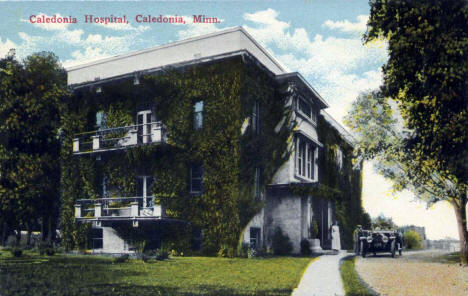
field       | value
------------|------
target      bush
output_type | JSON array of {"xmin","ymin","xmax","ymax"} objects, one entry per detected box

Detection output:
[
  {"xmin": 154, "ymin": 248, "xmax": 169, "ymax": 261},
  {"xmin": 300, "ymin": 239, "xmax": 311, "ymax": 256},
  {"xmin": 10, "ymin": 248, "xmax": 23, "ymax": 257},
  {"xmin": 217, "ymin": 244, "xmax": 235, "ymax": 258},
  {"xmin": 404, "ymin": 231, "xmax": 422, "ymax": 249},
  {"xmin": 310, "ymin": 220, "xmax": 319, "ymax": 239},
  {"xmin": 237, "ymin": 242, "xmax": 250, "ymax": 258},
  {"xmin": 272, "ymin": 227, "xmax": 292, "ymax": 255},
  {"xmin": 113, "ymin": 254, "xmax": 129, "ymax": 263},
  {"xmin": 38, "ymin": 242, "xmax": 55, "ymax": 256}
]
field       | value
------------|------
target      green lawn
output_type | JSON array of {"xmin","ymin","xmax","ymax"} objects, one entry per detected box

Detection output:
[
  {"xmin": 0, "ymin": 251, "xmax": 311, "ymax": 296},
  {"xmin": 340, "ymin": 256, "xmax": 376, "ymax": 296}
]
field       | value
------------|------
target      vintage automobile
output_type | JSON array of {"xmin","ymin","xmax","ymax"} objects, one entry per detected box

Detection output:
[{"xmin": 357, "ymin": 229, "xmax": 404, "ymax": 258}]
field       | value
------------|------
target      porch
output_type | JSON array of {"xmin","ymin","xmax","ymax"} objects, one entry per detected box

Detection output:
[
  {"xmin": 74, "ymin": 196, "xmax": 165, "ymax": 227},
  {"xmin": 72, "ymin": 122, "xmax": 167, "ymax": 154}
]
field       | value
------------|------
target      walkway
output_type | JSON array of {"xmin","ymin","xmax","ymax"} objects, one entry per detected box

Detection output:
[{"xmin": 291, "ymin": 251, "xmax": 348, "ymax": 296}]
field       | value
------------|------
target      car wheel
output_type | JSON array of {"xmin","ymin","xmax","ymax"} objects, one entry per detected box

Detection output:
[{"xmin": 391, "ymin": 241, "xmax": 396, "ymax": 258}]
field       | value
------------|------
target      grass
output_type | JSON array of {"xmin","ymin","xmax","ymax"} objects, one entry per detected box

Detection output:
[
  {"xmin": 0, "ymin": 250, "xmax": 311, "ymax": 296},
  {"xmin": 434, "ymin": 251, "xmax": 461, "ymax": 264},
  {"xmin": 340, "ymin": 256, "xmax": 376, "ymax": 296}
]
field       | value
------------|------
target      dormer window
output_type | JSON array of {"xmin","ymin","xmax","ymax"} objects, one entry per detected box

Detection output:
[{"xmin": 297, "ymin": 97, "xmax": 317, "ymax": 124}]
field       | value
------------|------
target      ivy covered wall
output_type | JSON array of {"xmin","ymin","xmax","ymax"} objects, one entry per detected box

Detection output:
[{"xmin": 60, "ymin": 57, "xmax": 294, "ymax": 254}]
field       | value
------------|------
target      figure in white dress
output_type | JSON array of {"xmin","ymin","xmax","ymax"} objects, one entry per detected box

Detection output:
[{"xmin": 331, "ymin": 222, "xmax": 341, "ymax": 252}]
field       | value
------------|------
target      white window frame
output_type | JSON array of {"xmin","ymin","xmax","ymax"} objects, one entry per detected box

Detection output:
[
  {"xmin": 137, "ymin": 110, "xmax": 152, "ymax": 144},
  {"xmin": 295, "ymin": 136, "xmax": 318, "ymax": 182},
  {"xmin": 193, "ymin": 101, "xmax": 204, "ymax": 130},
  {"xmin": 297, "ymin": 96, "xmax": 317, "ymax": 125}
]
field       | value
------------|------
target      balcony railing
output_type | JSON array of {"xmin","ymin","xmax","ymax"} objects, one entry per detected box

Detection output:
[
  {"xmin": 75, "ymin": 196, "xmax": 165, "ymax": 227},
  {"xmin": 73, "ymin": 122, "xmax": 167, "ymax": 154}
]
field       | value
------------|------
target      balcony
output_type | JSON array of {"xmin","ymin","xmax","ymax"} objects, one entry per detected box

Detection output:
[
  {"xmin": 74, "ymin": 196, "xmax": 165, "ymax": 227},
  {"xmin": 72, "ymin": 122, "xmax": 167, "ymax": 154}
]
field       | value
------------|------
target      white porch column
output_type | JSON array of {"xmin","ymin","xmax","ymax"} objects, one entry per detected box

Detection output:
[
  {"xmin": 131, "ymin": 202, "xmax": 139, "ymax": 217},
  {"xmin": 92, "ymin": 135, "xmax": 101, "ymax": 150},
  {"xmin": 128, "ymin": 130, "xmax": 138, "ymax": 145},
  {"xmin": 95, "ymin": 203, "xmax": 102, "ymax": 217},
  {"xmin": 151, "ymin": 123, "xmax": 162, "ymax": 143},
  {"xmin": 73, "ymin": 138, "xmax": 80, "ymax": 152},
  {"xmin": 74, "ymin": 204, "xmax": 82, "ymax": 218}
]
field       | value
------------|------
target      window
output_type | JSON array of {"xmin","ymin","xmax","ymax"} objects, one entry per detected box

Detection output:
[
  {"xmin": 296, "ymin": 136, "xmax": 317, "ymax": 180},
  {"xmin": 137, "ymin": 110, "xmax": 152, "ymax": 144},
  {"xmin": 194, "ymin": 101, "xmax": 204, "ymax": 130},
  {"xmin": 96, "ymin": 111, "xmax": 106, "ymax": 130},
  {"xmin": 249, "ymin": 227, "xmax": 261, "ymax": 250},
  {"xmin": 252, "ymin": 101, "xmax": 260, "ymax": 134},
  {"xmin": 91, "ymin": 228, "xmax": 103, "ymax": 249},
  {"xmin": 190, "ymin": 164, "xmax": 203, "ymax": 193},
  {"xmin": 254, "ymin": 167, "xmax": 261, "ymax": 199},
  {"xmin": 297, "ymin": 97, "xmax": 317, "ymax": 124}
]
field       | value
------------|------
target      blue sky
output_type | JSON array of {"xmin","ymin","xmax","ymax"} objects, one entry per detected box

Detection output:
[{"xmin": 0, "ymin": 1, "xmax": 457, "ymax": 239}]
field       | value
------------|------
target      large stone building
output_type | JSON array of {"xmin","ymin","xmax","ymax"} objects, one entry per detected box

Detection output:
[{"xmin": 68, "ymin": 27, "xmax": 363, "ymax": 254}]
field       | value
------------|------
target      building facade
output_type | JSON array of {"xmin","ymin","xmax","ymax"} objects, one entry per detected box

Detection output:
[{"xmin": 66, "ymin": 27, "xmax": 364, "ymax": 254}]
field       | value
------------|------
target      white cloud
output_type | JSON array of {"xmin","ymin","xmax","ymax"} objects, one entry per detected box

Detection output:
[
  {"xmin": 242, "ymin": 9, "xmax": 387, "ymax": 123},
  {"xmin": 63, "ymin": 47, "xmax": 112, "ymax": 68},
  {"xmin": 323, "ymin": 14, "xmax": 368, "ymax": 34},
  {"xmin": 176, "ymin": 15, "xmax": 226, "ymax": 40},
  {"xmin": 0, "ymin": 37, "xmax": 18, "ymax": 58}
]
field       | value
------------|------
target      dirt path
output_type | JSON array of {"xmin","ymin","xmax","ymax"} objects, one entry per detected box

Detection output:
[{"xmin": 355, "ymin": 250, "xmax": 468, "ymax": 296}]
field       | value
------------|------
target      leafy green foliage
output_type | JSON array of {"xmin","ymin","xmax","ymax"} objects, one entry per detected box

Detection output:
[
  {"xmin": 372, "ymin": 214, "xmax": 397, "ymax": 230},
  {"xmin": 345, "ymin": 90, "xmax": 467, "ymax": 263},
  {"xmin": 404, "ymin": 231, "xmax": 422, "ymax": 250},
  {"xmin": 364, "ymin": 0, "xmax": 468, "ymax": 263},
  {"xmin": 0, "ymin": 51, "xmax": 68, "ymax": 244}
]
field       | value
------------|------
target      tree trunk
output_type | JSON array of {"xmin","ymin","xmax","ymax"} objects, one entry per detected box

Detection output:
[
  {"xmin": 15, "ymin": 229, "xmax": 21, "ymax": 246},
  {"xmin": 452, "ymin": 199, "xmax": 468, "ymax": 265},
  {"xmin": 47, "ymin": 215, "xmax": 52, "ymax": 244},
  {"xmin": 26, "ymin": 224, "xmax": 32, "ymax": 247}
]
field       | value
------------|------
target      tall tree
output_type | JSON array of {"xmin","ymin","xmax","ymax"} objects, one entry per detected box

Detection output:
[
  {"xmin": 0, "ymin": 50, "xmax": 67, "ymax": 244},
  {"xmin": 364, "ymin": 0, "xmax": 468, "ymax": 263},
  {"xmin": 345, "ymin": 91, "xmax": 467, "ymax": 263}
]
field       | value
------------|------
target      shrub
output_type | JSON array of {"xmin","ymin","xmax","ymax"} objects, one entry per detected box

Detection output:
[
  {"xmin": 272, "ymin": 227, "xmax": 292, "ymax": 255},
  {"xmin": 217, "ymin": 244, "xmax": 235, "ymax": 258},
  {"xmin": 10, "ymin": 248, "xmax": 22, "ymax": 257},
  {"xmin": 113, "ymin": 253, "xmax": 129, "ymax": 263},
  {"xmin": 300, "ymin": 239, "xmax": 311, "ymax": 256},
  {"xmin": 404, "ymin": 231, "xmax": 422, "ymax": 249},
  {"xmin": 154, "ymin": 248, "xmax": 169, "ymax": 261},
  {"xmin": 310, "ymin": 220, "xmax": 319, "ymax": 239}
]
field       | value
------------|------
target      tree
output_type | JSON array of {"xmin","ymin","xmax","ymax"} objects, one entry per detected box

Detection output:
[
  {"xmin": 0, "ymin": 50, "xmax": 67, "ymax": 245},
  {"xmin": 404, "ymin": 231, "xmax": 422, "ymax": 250},
  {"xmin": 363, "ymin": 0, "xmax": 468, "ymax": 264},
  {"xmin": 372, "ymin": 214, "xmax": 397, "ymax": 230},
  {"xmin": 344, "ymin": 90, "xmax": 467, "ymax": 263}
]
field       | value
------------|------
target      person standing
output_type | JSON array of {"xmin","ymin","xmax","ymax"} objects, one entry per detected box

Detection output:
[{"xmin": 331, "ymin": 222, "xmax": 341, "ymax": 253}]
